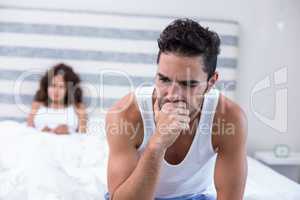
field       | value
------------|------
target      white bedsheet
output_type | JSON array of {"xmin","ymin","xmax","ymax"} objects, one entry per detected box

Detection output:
[{"xmin": 0, "ymin": 120, "xmax": 299, "ymax": 200}]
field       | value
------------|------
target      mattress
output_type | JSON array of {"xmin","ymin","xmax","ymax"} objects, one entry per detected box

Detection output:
[{"xmin": 0, "ymin": 120, "xmax": 299, "ymax": 200}]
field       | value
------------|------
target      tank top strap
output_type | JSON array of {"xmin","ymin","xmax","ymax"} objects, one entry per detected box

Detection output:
[
  {"xmin": 134, "ymin": 85, "xmax": 155, "ymax": 151},
  {"xmin": 196, "ymin": 88, "xmax": 220, "ymax": 155},
  {"xmin": 200, "ymin": 89, "xmax": 220, "ymax": 130}
]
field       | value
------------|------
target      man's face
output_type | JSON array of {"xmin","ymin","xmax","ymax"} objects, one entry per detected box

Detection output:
[{"xmin": 155, "ymin": 52, "xmax": 210, "ymax": 116}]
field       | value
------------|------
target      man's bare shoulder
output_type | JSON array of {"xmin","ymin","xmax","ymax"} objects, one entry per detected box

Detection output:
[
  {"xmin": 215, "ymin": 93, "xmax": 247, "ymax": 123},
  {"xmin": 106, "ymin": 92, "xmax": 141, "ymax": 123},
  {"xmin": 105, "ymin": 92, "xmax": 143, "ymax": 148},
  {"xmin": 213, "ymin": 93, "xmax": 248, "ymax": 148}
]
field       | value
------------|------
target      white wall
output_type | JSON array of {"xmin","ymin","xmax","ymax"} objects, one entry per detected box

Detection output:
[{"xmin": 1, "ymin": 0, "xmax": 299, "ymax": 155}]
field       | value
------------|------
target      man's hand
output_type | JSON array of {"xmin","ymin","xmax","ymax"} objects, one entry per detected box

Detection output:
[
  {"xmin": 151, "ymin": 99, "xmax": 190, "ymax": 150},
  {"xmin": 52, "ymin": 124, "xmax": 69, "ymax": 135}
]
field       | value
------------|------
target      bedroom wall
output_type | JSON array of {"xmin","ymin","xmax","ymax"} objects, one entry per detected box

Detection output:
[{"xmin": 0, "ymin": 0, "xmax": 299, "ymax": 155}]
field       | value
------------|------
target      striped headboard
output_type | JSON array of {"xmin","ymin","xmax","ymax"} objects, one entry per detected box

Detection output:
[{"xmin": 0, "ymin": 6, "xmax": 239, "ymax": 122}]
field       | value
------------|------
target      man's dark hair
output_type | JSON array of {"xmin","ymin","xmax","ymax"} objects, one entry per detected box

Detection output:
[{"xmin": 157, "ymin": 18, "xmax": 221, "ymax": 80}]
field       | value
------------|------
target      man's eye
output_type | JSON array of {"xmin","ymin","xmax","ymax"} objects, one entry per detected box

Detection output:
[
  {"xmin": 159, "ymin": 77, "xmax": 171, "ymax": 83},
  {"xmin": 182, "ymin": 82, "xmax": 197, "ymax": 88}
]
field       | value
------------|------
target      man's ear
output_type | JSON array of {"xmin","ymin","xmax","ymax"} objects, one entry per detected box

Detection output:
[{"xmin": 207, "ymin": 71, "xmax": 219, "ymax": 90}]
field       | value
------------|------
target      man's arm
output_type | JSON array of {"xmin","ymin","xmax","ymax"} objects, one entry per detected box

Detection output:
[
  {"xmin": 106, "ymin": 93, "xmax": 165, "ymax": 200},
  {"xmin": 106, "ymin": 93, "xmax": 189, "ymax": 200},
  {"xmin": 214, "ymin": 102, "xmax": 248, "ymax": 200}
]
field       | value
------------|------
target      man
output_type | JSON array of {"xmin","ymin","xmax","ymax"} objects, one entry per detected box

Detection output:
[{"xmin": 105, "ymin": 18, "xmax": 247, "ymax": 200}]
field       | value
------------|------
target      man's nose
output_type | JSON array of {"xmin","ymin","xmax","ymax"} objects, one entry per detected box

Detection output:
[{"xmin": 166, "ymin": 81, "xmax": 183, "ymax": 102}]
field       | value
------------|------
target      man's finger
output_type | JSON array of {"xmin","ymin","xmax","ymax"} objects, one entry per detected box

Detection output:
[
  {"xmin": 154, "ymin": 98, "xmax": 160, "ymax": 112},
  {"xmin": 154, "ymin": 99, "xmax": 161, "ymax": 124},
  {"xmin": 173, "ymin": 101, "xmax": 187, "ymax": 109},
  {"xmin": 176, "ymin": 115, "xmax": 190, "ymax": 124},
  {"xmin": 179, "ymin": 122, "xmax": 190, "ymax": 130},
  {"xmin": 175, "ymin": 108, "xmax": 189, "ymax": 116}
]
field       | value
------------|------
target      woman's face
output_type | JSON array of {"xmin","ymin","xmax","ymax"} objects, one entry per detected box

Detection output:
[{"xmin": 48, "ymin": 74, "xmax": 67, "ymax": 104}]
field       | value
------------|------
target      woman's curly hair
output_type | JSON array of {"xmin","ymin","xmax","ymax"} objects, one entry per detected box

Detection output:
[{"xmin": 34, "ymin": 63, "xmax": 83, "ymax": 107}]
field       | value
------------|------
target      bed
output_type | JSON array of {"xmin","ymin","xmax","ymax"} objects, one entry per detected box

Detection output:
[{"xmin": 0, "ymin": 120, "xmax": 299, "ymax": 200}]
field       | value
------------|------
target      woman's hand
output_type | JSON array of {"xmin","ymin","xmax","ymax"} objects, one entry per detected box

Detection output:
[
  {"xmin": 41, "ymin": 126, "xmax": 51, "ymax": 132},
  {"xmin": 53, "ymin": 124, "xmax": 69, "ymax": 135}
]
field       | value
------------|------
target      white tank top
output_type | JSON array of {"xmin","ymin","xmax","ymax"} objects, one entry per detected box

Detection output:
[
  {"xmin": 134, "ymin": 85, "xmax": 219, "ymax": 198},
  {"xmin": 33, "ymin": 105, "xmax": 79, "ymax": 133}
]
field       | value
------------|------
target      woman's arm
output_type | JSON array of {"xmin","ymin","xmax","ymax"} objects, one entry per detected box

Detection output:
[
  {"xmin": 75, "ymin": 103, "xmax": 87, "ymax": 133},
  {"xmin": 26, "ymin": 101, "xmax": 42, "ymax": 127}
]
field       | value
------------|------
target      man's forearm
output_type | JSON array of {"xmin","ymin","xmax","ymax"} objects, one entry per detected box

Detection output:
[{"xmin": 112, "ymin": 139, "xmax": 165, "ymax": 200}]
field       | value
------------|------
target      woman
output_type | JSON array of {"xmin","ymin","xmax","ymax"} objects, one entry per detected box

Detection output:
[{"xmin": 27, "ymin": 63, "xmax": 87, "ymax": 134}]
